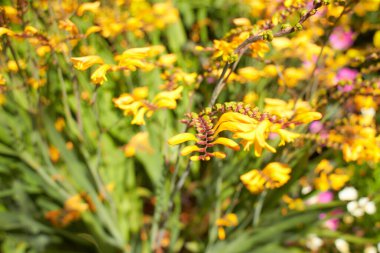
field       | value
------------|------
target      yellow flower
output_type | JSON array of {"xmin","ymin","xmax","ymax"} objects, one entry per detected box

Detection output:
[
  {"xmin": 232, "ymin": 18, "xmax": 251, "ymax": 26},
  {"xmin": 213, "ymin": 112, "xmax": 275, "ymax": 156},
  {"xmin": 0, "ymin": 27, "xmax": 15, "ymax": 37},
  {"xmin": 36, "ymin": 46, "xmax": 51, "ymax": 57},
  {"xmin": 243, "ymin": 92, "xmax": 258, "ymax": 105},
  {"xmin": 2, "ymin": 6, "xmax": 19, "ymax": 23},
  {"xmin": 91, "ymin": 64, "xmax": 111, "ymax": 85},
  {"xmin": 240, "ymin": 162, "xmax": 291, "ymax": 194},
  {"xmin": 213, "ymin": 40, "xmax": 237, "ymax": 62},
  {"xmin": 264, "ymin": 98, "xmax": 312, "ymax": 119},
  {"xmin": 153, "ymin": 86, "xmax": 183, "ymax": 109},
  {"xmin": 77, "ymin": 1, "xmax": 100, "ymax": 16},
  {"xmin": 374, "ymin": 30, "xmax": 380, "ymax": 48},
  {"xmin": 271, "ymin": 125, "xmax": 300, "ymax": 146},
  {"xmin": 54, "ymin": 117, "xmax": 66, "ymax": 132},
  {"xmin": 158, "ymin": 54, "xmax": 177, "ymax": 66},
  {"xmin": 292, "ymin": 111, "xmax": 322, "ymax": 124},
  {"xmin": 49, "ymin": 146, "xmax": 60, "ymax": 163},
  {"xmin": 59, "ymin": 19, "xmax": 79, "ymax": 35},
  {"xmin": 0, "ymin": 94, "xmax": 6, "ymax": 106},
  {"xmin": 0, "ymin": 74, "xmax": 6, "ymax": 85},
  {"xmin": 314, "ymin": 160, "xmax": 349, "ymax": 191},
  {"xmin": 238, "ymin": 67, "xmax": 262, "ymax": 82},
  {"xmin": 249, "ymin": 40, "xmax": 269, "ymax": 58},
  {"xmin": 315, "ymin": 159, "xmax": 334, "ymax": 174},
  {"xmin": 181, "ymin": 145, "xmax": 200, "ymax": 156},
  {"xmin": 211, "ymin": 137, "xmax": 240, "ymax": 151},
  {"xmin": 71, "ymin": 55, "xmax": 104, "ymax": 70},
  {"xmin": 282, "ymin": 195, "xmax": 305, "ymax": 211},
  {"xmin": 278, "ymin": 67, "xmax": 306, "ymax": 87},
  {"xmin": 216, "ymin": 213, "xmax": 238, "ymax": 240},
  {"xmin": 329, "ymin": 169, "xmax": 349, "ymax": 191},
  {"xmin": 85, "ymin": 26, "xmax": 102, "ymax": 37},
  {"xmin": 65, "ymin": 195, "xmax": 88, "ymax": 213},
  {"xmin": 123, "ymin": 132, "xmax": 154, "ymax": 157},
  {"xmin": 168, "ymin": 133, "xmax": 198, "ymax": 145},
  {"xmin": 7, "ymin": 60, "xmax": 26, "ymax": 72}
]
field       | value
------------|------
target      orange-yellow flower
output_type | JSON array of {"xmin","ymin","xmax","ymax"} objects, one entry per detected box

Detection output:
[
  {"xmin": 65, "ymin": 194, "xmax": 89, "ymax": 213},
  {"xmin": 240, "ymin": 162, "xmax": 292, "ymax": 194},
  {"xmin": 0, "ymin": 27, "xmax": 15, "ymax": 37},
  {"xmin": 123, "ymin": 132, "xmax": 154, "ymax": 157},
  {"xmin": 292, "ymin": 111, "xmax": 322, "ymax": 124},
  {"xmin": 153, "ymin": 86, "xmax": 183, "ymax": 109},
  {"xmin": 168, "ymin": 133, "xmax": 198, "ymax": 145},
  {"xmin": 216, "ymin": 213, "xmax": 238, "ymax": 240},
  {"xmin": 71, "ymin": 55, "xmax": 104, "ymax": 70},
  {"xmin": 91, "ymin": 64, "xmax": 111, "ymax": 85},
  {"xmin": 77, "ymin": 1, "xmax": 100, "ymax": 16}
]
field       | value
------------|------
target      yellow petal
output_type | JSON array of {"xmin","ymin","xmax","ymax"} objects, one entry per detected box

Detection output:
[
  {"xmin": 0, "ymin": 27, "xmax": 15, "ymax": 37},
  {"xmin": 180, "ymin": 145, "xmax": 200, "ymax": 156},
  {"xmin": 91, "ymin": 64, "xmax": 111, "ymax": 85},
  {"xmin": 85, "ymin": 26, "xmax": 102, "ymax": 37},
  {"xmin": 293, "ymin": 111, "xmax": 322, "ymax": 124},
  {"xmin": 168, "ymin": 133, "xmax": 198, "ymax": 146},
  {"xmin": 374, "ymin": 30, "xmax": 380, "ymax": 48},
  {"xmin": 211, "ymin": 151, "xmax": 226, "ymax": 159},
  {"xmin": 211, "ymin": 137, "xmax": 240, "ymax": 151},
  {"xmin": 77, "ymin": 1, "xmax": 100, "ymax": 16},
  {"xmin": 218, "ymin": 227, "xmax": 226, "ymax": 240},
  {"xmin": 71, "ymin": 55, "xmax": 104, "ymax": 70}
]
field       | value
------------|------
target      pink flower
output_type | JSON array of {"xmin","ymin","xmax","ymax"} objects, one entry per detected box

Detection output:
[
  {"xmin": 329, "ymin": 27, "xmax": 354, "ymax": 50},
  {"xmin": 336, "ymin": 68, "xmax": 358, "ymax": 82},
  {"xmin": 319, "ymin": 209, "xmax": 342, "ymax": 231},
  {"xmin": 309, "ymin": 121, "xmax": 323, "ymax": 133},
  {"xmin": 318, "ymin": 191, "xmax": 334, "ymax": 203},
  {"xmin": 335, "ymin": 68, "xmax": 358, "ymax": 92}
]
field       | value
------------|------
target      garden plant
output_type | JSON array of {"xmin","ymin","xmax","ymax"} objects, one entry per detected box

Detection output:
[{"xmin": 0, "ymin": 0, "xmax": 379, "ymax": 252}]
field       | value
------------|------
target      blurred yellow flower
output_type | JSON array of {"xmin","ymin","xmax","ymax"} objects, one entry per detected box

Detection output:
[
  {"xmin": 216, "ymin": 213, "xmax": 238, "ymax": 240},
  {"xmin": 71, "ymin": 55, "xmax": 104, "ymax": 70},
  {"xmin": 91, "ymin": 64, "xmax": 111, "ymax": 85},
  {"xmin": 241, "ymin": 162, "xmax": 292, "ymax": 194},
  {"xmin": 65, "ymin": 194, "xmax": 89, "ymax": 213},
  {"xmin": 124, "ymin": 132, "xmax": 154, "ymax": 157},
  {"xmin": 314, "ymin": 160, "xmax": 349, "ymax": 191},
  {"xmin": 49, "ymin": 146, "xmax": 60, "ymax": 163},
  {"xmin": 55, "ymin": 117, "xmax": 66, "ymax": 132},
  {"xmin": 77, "ymin": 1, "xmax": 100, "ymax": 16}
]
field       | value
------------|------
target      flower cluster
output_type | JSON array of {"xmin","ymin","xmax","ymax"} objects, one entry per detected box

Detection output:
[
  {"xmin": 113, "ymin": 86, "xmax": 183, "ymax": 125},
  {"xmin": 169, "ymin": 102, "xmax": 322, "ymax": 160}
]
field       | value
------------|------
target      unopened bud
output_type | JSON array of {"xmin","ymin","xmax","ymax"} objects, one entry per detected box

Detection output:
[
  {"xmin": 294, "ymin": 23, "xmax": 303, "ymax": 31},
  {"xmin": 281, "ymin": 23, "xmax": 292, "ymax": 31},
  {"xmin": 300, "ymin": 9, "xmax": 308, "ymax": 17}
]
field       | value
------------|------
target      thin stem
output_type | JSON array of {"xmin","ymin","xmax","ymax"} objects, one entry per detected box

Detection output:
[
  {"xmin": 307, "ymin": 3, "xmax": 353, "ymax": 100},
  {"xmin": 253, "ymin": 190, "xmax": 267, "ymax": 227}
]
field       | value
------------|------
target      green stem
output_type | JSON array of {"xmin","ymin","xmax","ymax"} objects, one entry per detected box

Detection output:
[{"xmin": 253, "ymin": 190, "xmax": 267, "ymax": 227}]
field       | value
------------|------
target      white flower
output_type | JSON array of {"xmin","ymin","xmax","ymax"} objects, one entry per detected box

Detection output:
[
  {"xmin": 364, "ymin": 245, "xmax": 377, "ymax": 253},
  {"xmin": 361, "ymin": 108, "xmax": 375, "ymax": 118},
  {"xmin": 306, "ymin": 234, "xmax": 324, "ymax": 251},
  {"xmin": 302, "ymin": 185, "xmax": 312, "ymax": 195},
  {"xmin": 364, "ymin": 201, "xmax": 376, "ymax": 215},
  {"xmin": 358, "ymin": 197, "xmax": 369, "ymax": 206},
  {"xmin": 338, "ymin": 187, "xmax": 358, "ymax": 201},
  {"xmin": 346, "ymin": 197, "xmax": 376, "ymax": 217},
  {"xmin": 347, "ymin": 201, "xmax": 361, "ymax": 216},
  {"xmin": 335, "ymin": 238, "xmax": 350, "ymax": 253}
]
